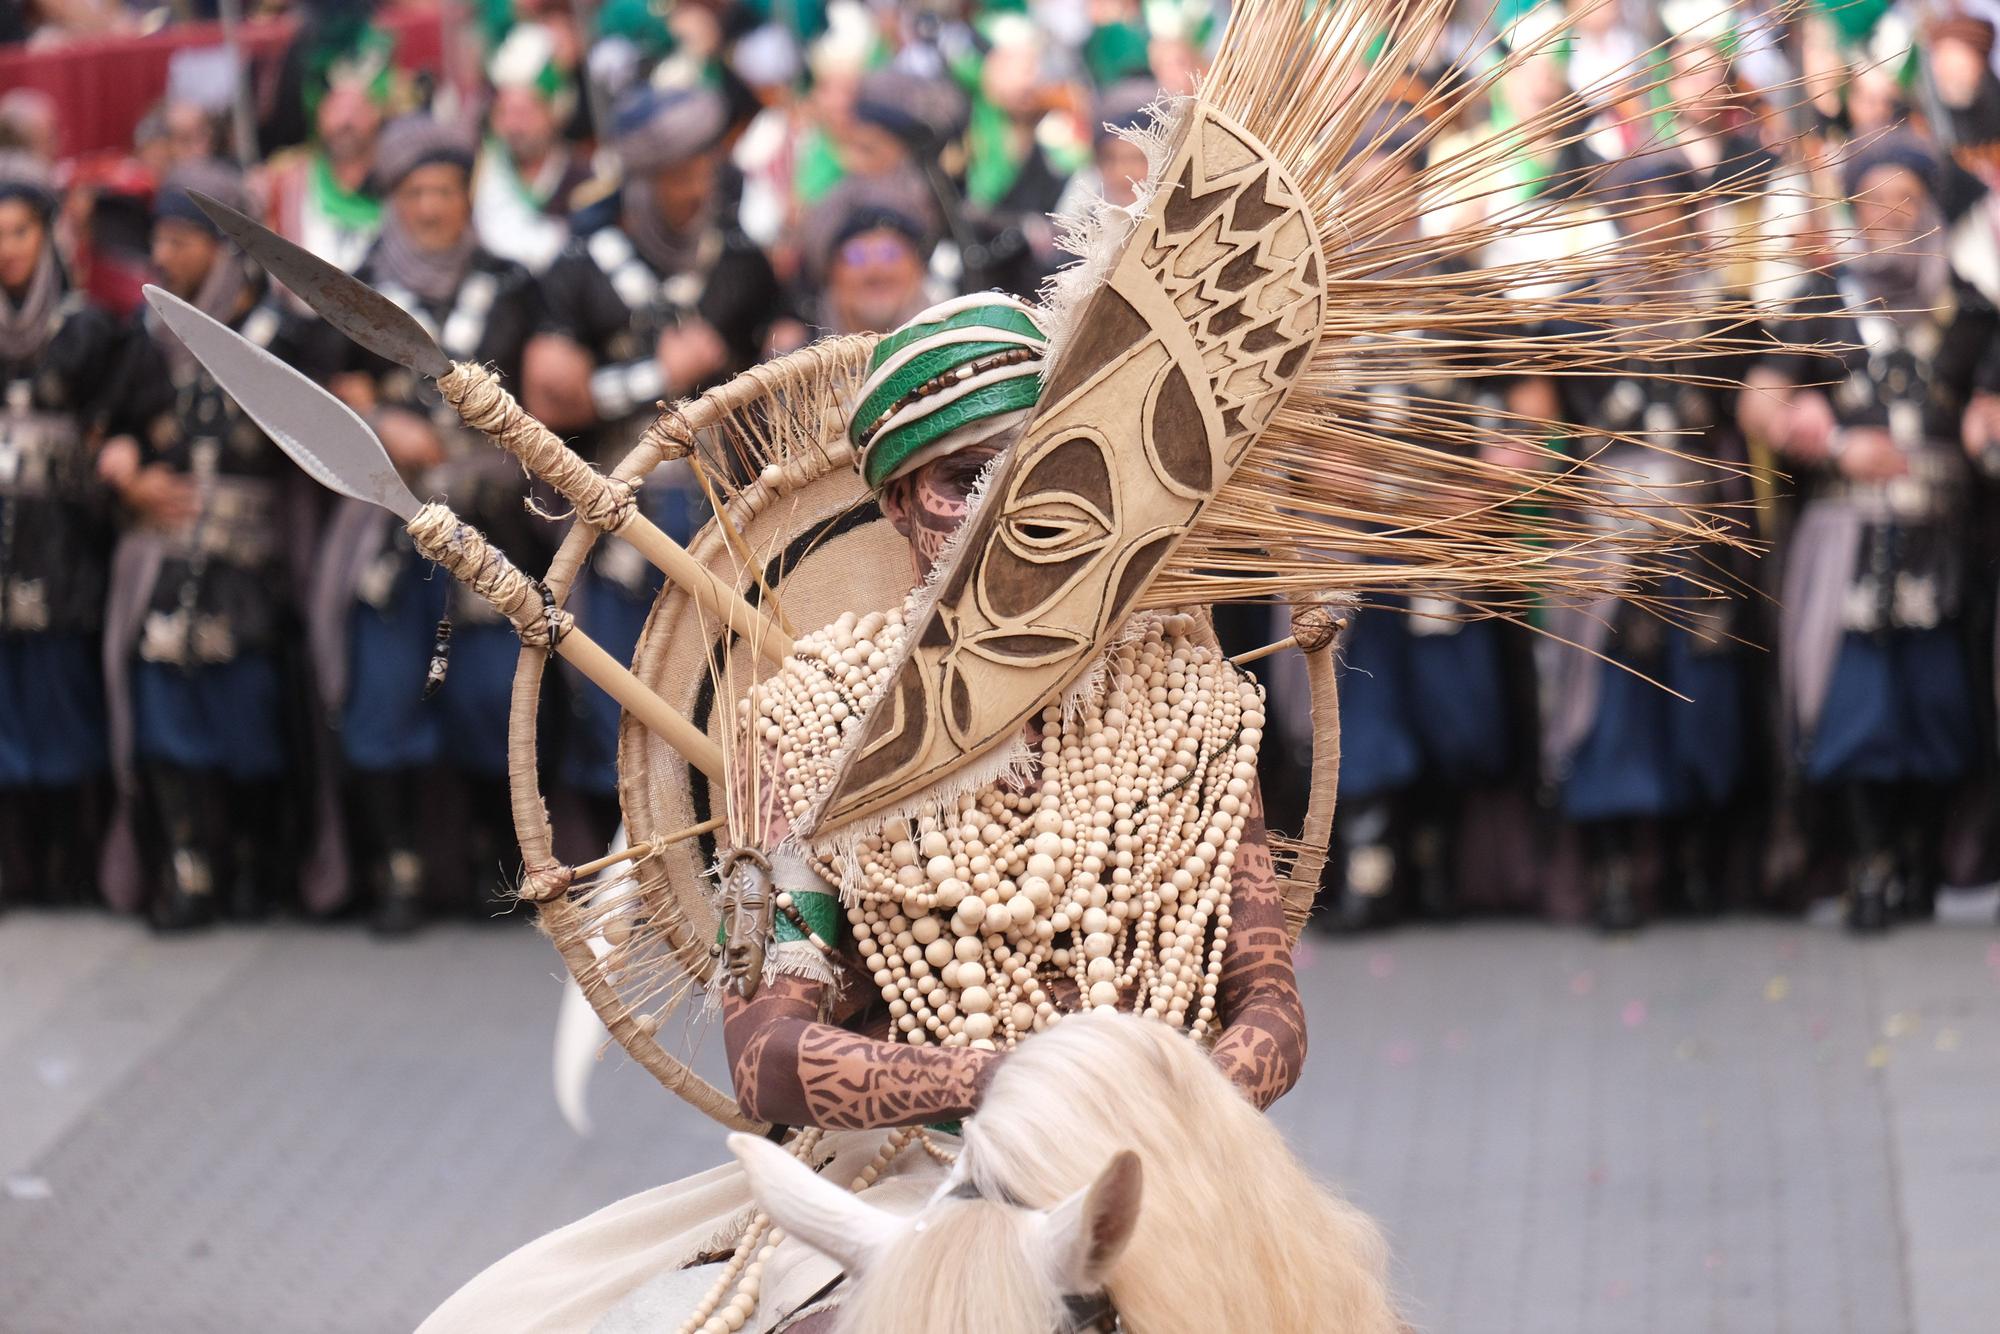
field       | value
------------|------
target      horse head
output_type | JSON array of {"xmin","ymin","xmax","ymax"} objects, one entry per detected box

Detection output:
[{"xmin": 728, "ymin": 1133, "xmax": 1143, "ymax": 1334}]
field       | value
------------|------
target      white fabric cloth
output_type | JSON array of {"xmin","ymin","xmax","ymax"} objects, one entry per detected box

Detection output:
[{"xmin": 418, "ymin": 1129, "xmax": 947, "ymax": 1334}]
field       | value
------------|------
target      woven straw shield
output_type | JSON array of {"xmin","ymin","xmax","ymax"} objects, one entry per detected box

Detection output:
[{"xmin": 506, "ymin": 338, "xmax": 904, "ymax": 1128}]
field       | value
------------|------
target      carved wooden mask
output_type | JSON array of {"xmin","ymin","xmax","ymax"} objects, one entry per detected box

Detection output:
[{"xmin": 809, "ymin": 106, "xmax": 1324, "ymax": 835}]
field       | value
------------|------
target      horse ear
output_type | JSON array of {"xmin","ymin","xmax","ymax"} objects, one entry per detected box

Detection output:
[
  {"xmin": 1042, "ymin": 1149, "xmax": 1144, "ymax": 1293},
  {"xmin": 726, "ymin": 1133, "xmax": 896, "ymax": 1274}
]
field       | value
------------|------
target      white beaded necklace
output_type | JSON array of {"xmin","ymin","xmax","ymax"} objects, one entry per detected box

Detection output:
[{"xmin": 740, "ymin": 610, "xmax": 1265, "ymax": 1050}]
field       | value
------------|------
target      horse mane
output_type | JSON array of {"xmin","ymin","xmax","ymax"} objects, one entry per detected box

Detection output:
[
  {"xmin": 835, "ymin": 1195, "xmax": 1068, "ymax": 1334},
  {"xmin": 962, "ymin": 1011, "xmax": 1401, "ymax": 1334}
]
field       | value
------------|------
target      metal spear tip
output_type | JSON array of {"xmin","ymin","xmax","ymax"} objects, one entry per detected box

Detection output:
[
  {"xmin": 139, "ymin": 284, "xmax": 424, "ymax": 523},
  {"xmin": 187, "ymin": 189, "xmax": 452, "ymax": 381}
]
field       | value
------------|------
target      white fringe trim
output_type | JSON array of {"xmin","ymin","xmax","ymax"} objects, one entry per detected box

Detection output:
[{"xmin": 699, "ymin": 940, "xmax": 844, "ymax": 1017}]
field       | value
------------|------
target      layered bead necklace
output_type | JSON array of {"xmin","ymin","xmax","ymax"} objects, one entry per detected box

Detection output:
[{"xmin": 741, "ymin": 609, "xmax": 1265, "ymax": 1050}]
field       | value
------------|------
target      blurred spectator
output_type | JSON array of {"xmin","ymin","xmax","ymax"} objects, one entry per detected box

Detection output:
[
  {"xmin": 1741, "ymin": 136, "xmax": 1984, "ymax": 931},
  {"xmin": 99, "ymin": 159, "xmax": 326, "ymax": 930},
  {"xmin": 962, "ymin": 14, "xmax": 1081, "ymax": 287},
  {"xmin": 1566, "ymin": 0, "xmax": 1641, "ymax": 96},
  {"xmin": 521, "ymin": 83, "xmax": 789, "ymax": 841},
  {"xmin": 475, "ymin": 22, "xmax": 589, "ymax": 272},
  {"xmin": 1536, "ymin": 153, "xmax": 1754, "ymax": 930},
  {"xmin": 319, "ymin": 114, "xmax": 548, "ymax": 933},
  {"xmin": 729, "ymin": 22, "xmax": 808, "ymax": 251},
  {"xmin": 0, "ymin": 150, "xmax": 118, "ymax": 910},
  {"xmin": 818, "ymin": 201, "xmax": 931, "ymax": 334},
  {"xmin": 0, "ymin": 90, "xmax": 58, "ymax": 162},
  {"xmin": 163, "ymin": 100, "xmax": 228, "ymax": 171},
  {"xmin": 793, "ymin": 65, "xmax": 955, "ymax": 300},
  {"xmin": 1053, "ymin": 79, "xmax": 1157, "ymax": 219},
  {"xmin": 261, "ymin": 21, "xmax": 397, "ymax": 273}
]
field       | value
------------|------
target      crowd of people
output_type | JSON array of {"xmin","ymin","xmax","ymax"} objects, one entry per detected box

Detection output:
[{"xmin": 2, "ymin": 0, "xmax": 1999, "ymax": 939}]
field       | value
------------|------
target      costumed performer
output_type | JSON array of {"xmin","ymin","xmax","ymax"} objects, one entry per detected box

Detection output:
[{"xmin": 418, "ymin": 294, "xmax": 1320, "ymax": 1334}]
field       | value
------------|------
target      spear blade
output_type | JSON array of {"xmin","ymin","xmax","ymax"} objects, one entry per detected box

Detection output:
[
  {"xmin": 188, "ymin": 189, "xmax": 454, "ymax": 381},
  {"xmin": 143, "ymin": 285, "xmax": 422, "ymax": 522}
]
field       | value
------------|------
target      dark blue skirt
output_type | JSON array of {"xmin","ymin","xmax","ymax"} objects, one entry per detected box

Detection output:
[
  {"xmin": 1560, "ymin": 632, "xmax": 1746, "ymax": 822},
  {"xmin": 560, "ymin": 568, "xmax": 659, "ymax": 797},
  {"xmin": 342, "ymin": 563, "xmax": 515, "ymax": 776},
  {"xmin": 0, "ymin": 634, "xmax": 107, "ymax": 786},
  {"xmin": 560, "ymin": 476, "xmax": 707, "ymax": 796},
  {"xmin": 1804, "ymin": 627, "xmax": 1974, "ymax": 786},
  {"xmin": 1338, "ymin": 611, "xmax": 1512, "ymax": 802},
  {"xmin": 132, "ymin": 653, "xmax": 284, "ymax": 780}
]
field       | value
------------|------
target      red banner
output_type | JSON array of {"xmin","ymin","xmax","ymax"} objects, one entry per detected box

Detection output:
[{"xmin": 0, "ymin": 5, "xmax": 444, "ymax": 160}]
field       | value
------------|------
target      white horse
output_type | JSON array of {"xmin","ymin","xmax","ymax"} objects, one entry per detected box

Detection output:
[{"xmin": 730, "ymin": 1011, "xmax": 1401, "ymax": 1334}]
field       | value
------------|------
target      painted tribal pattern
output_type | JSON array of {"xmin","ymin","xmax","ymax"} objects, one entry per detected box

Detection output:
[{"xmin": 812, "ymin": 106, "xmax": 1326, "ymax": 834}]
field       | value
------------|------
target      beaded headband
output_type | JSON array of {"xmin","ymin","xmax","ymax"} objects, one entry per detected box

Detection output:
[{"xmin": 848, "ymin": 294, "xmax": 1049, "ymax": 491}]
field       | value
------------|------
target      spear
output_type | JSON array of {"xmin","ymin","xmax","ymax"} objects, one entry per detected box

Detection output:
[
  {"xmin": 185, "ymin": 191, "xmax": 795, "ymax": 666},
  {"xmin": 143, "ymin": 285, "xmax": 725, "ymax": 780}
]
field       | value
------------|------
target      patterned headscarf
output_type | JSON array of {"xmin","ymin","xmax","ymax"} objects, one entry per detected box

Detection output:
[{"xmin": 848, "ymin": 294, "xmax": 1049, "ymax": 492}]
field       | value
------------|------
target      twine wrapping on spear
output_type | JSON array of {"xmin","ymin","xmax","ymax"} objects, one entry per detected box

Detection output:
[
  {"xmin": 438, "ymin": 360, "xmax": 795, "ymax": 664},
  {"xmin": 437, "ymin": 361, "xmax": 640, "ymax": 532},
  {"xmin": 407, "ymin": 502, "xmax": 571, "ymax": 649}
]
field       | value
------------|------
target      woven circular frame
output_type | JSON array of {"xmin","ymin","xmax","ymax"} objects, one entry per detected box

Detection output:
[{"xmin": 505, "ymin": 341, "xmax": 898, "ymax": 1129}]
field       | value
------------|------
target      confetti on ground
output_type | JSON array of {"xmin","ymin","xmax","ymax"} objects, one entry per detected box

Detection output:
[
  {"xmin": 1704, "ymin": 1251, "xmax": 1725, "ymax": 1272},
  {"xmin": 34, "ymin": 1054, "xmax": 77, "ymax": 1089},
  {"xmin": 4, "ymin": 1174, "xmax": 52, "ymax": 1202},
  {"xmin": 1675, "ymin": 1038, "xmax": 1701, "ymax": 1062},
  {"xmin": 1934, "ymin": 1028, "xmax": 1961, "ymax": 1052},
  {"xmin": 1443, "ymin": 1028, "xmax": 1469, "ymax": 1053},
  {"xmin": 1809, "ymin": 1015, "xmax": 1831, "ymax": 1041},
  {"xmin": 1868, "ymin": 1044, "xmax": 1891, "ymax": 1069},
  {"xmin": 1383, "ymin": 1040, "xmax": 1417, "ymax": 1067},
  {"xmin": 1570, "ymin": 969, "xmax": 1597, "ymax": 997},
  {"xmin": 1764, "ymin": 975, "xmax": 1791, "ymax": 1003},
  {"xmin": 1605, "ymin": 1278, "xmax": 1631, "ymax": 1301},
  {"xmin": 1368, "ymin": 951, "xmax": 1395, "ymax": 979},
  {"xmin": 1777, "ymin": 937, "xmax": 1801, "ymax": 962},
  {"xmin": 1883, "ymin": 1011, "xmax": 1919, "ymax": 1040},
  {"xmin": 1587, "ymin": 1164, "xmax": 1609, "ymax": 1186},
  {"xmin": 1622, "ymin": 999, "xmax": 1648, "ymax": 1028}
]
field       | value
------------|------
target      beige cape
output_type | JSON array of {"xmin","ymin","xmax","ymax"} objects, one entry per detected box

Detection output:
[{"xmin": 417, "ymin": 1129, "xmax": 947, "ymax": 1334}]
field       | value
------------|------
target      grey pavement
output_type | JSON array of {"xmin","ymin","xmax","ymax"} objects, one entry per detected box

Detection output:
[{"xmin": 2, "ymin": 909, "xmax": 1997, "ymax": 1334}]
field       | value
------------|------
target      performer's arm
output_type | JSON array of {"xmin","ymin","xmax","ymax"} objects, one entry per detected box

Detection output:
[
  {"xmin": 720, "ymin": 738, "xmax": 1000, "ymax": 1129},
  {"xmin": 721, "ymin": 979, "xmax": 999, "ymax": 1128},
  {"xmin": 1208, "ymin": 781, "xmax": 1309, "ymax": 1110}
]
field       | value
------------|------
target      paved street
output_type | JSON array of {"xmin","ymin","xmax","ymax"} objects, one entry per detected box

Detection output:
[{"xmin": 3, "ymin": 908, "xmax": 1998, "ymax": 1334}]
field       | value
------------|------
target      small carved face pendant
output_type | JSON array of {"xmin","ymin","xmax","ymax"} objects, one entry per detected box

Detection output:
[{"xmin": 715, "ymin": 848, "xmax": 775, "ymax": 999}]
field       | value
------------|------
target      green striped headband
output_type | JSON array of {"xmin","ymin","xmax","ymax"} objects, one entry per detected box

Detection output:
[{"xmin": 849, "ymin": 293, "xmax": 1049, "ymax": 491}]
